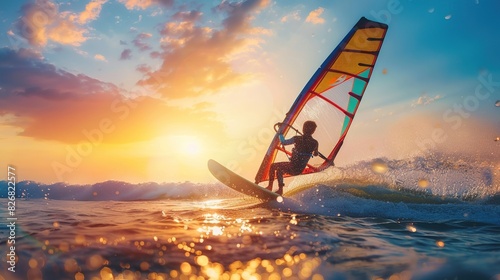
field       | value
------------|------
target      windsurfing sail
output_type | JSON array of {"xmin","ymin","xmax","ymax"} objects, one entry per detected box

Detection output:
[{"xmin": 255, "ymin": 17, "xmax": 388, "ymax": 184}]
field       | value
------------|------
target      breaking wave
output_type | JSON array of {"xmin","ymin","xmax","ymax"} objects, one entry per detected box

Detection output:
[{"xmin": 2, "ymin": 154, "xmax": 498, "ymax": 206}]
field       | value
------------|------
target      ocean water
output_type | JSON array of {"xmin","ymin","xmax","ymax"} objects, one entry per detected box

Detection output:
[{"xmin": 1, "ymin": 157, "xmax": 499, "ymax": 280}]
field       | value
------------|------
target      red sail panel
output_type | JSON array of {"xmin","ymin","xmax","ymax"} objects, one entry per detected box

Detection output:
[{"xmin": 254, "ymin": 17, "xmax": 388, "ymax": 184}]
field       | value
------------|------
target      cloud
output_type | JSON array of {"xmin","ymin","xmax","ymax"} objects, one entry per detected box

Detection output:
[
  {"xmin": 118, "ymin": 0, "xmax": 173, "ymax": 10},
  {"xmin": 138, "ymin": 0, "xmax": 271, "ymax": 99},
  {"xmin": 120, "ymin": 49, "xmax": 132, "ymax": 60},
  {"xmin": 94, "ymin": 54, "xmax": 107, "ymax": 62},
  {"xmin": 0, "ymin": 47, "xmax": 224, "ymax": 144},
  {"xmin": 16, "ymin": 0, "xmax": 106, "ymax": 47},
  {"xmin": 411, "ymin": 94, "xmax": 443, "ymax": 107},
  {"xmin": 16, "ymin": 0, "xmax": 59, "ymax": 46},
  {"xmin": 136, "ymin": 64, "xmax": 151, "ymax": 74},
  {"xmin": 134, "ymin": 15, "xmax": 143, "ymax": 24},
  {"xmin": 150, "ymin": 51, "xmax": 161, "ymax": 59},
  {"xmin": 306, "ymin": 7, "xmax": 325, "ymax": 24},
  {"xmin": 281, "ymin": 11, "xmax": 301, "ymax": 23},
  {"xmin": 172, "ymin": 10, "xmax": 203, "ymax": 22},
  {"xmin": 132, "ymin": 32, "xmax": 153, "ymax": 51},
  {"xmin": 47, "ymin": 19, "xmax": 87, "ymax": 46},
  {"xmin": 78, "ymin": 0, "xmax": 107, "ymax": 24}
]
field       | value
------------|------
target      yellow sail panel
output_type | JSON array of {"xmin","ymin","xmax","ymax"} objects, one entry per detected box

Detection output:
[
  {"xmin": 331, "ymin": 52, "xmax": 375, "ymax": 72},
  {"xmin": 314, "ymin": 71, "xmax": 345, "ymax": 94},
  {"xmin": 313, "ymin": 29, "xmax": 386, "ymax": 94},
  {"xmin": 345, "ymin": 28, "xmax": 387, "ymax": 51}
]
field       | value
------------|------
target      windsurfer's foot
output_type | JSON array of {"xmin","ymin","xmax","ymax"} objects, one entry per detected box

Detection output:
[{"xmin": 276, "ymin": 186, "xmax": 284, "ymax": 196}]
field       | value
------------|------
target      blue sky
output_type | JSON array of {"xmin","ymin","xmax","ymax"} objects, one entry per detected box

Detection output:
[{"xmin": 0, "ymin": 0, "xmax": 498, "ymax": 183}]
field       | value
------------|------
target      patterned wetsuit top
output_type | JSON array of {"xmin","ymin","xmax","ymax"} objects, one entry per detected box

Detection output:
[{"xmin": 289, "ymin": 135, "xmax": 318, "ymax": 172}]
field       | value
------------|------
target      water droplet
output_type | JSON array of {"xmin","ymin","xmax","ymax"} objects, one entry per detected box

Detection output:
[
  {"xmin": 407, "ymin": 225, "xmax": 417, "ymax": 232},
  {"xmin": 75, "ymin": 272, "xmax": 85, "ymax": 280},
  {"xmin": 64, "ymin": 259, "xmax": 79, "ymax": 273},
  {"xmin": 445, "ymin": 15, "xmax": 452, "ymax": 20},
  {"xmin": 180, "ymin": 262, "xmax": 192, "ymax": 275},
  {"xmin": 428, "ymin": 8, "xmax": 435, "ymax": 13},
  {"xmin": 371, "ymin": 159, "xmax": 388, "ymax": 174},
  {"xmin": 140, "ymin": 261, "xmax": 150, "ymax": 271},
  {"xmin": 495, "ymin": 100, "xmax": 500, "ymax": 107},
  {"xmin": 29, "ymin": 258, "xmax": 38, "ymax": 269},
  {"xmin": 75, "ymin": 235, "xmax": 86, "ymax": 244},
  {"xmin": 196, "ymin": 255, "xmax": 209, "ymax": 266},
  {"xmin": 87, "ymin": 255, "xmax": 105, "ymax": 270},
  {"xmin": 312, "ymin": 274, "xmax": 325, "ymax": 280},
  {"xmin": 436, "ymin": 240, "xmax": 445, "ymax": 247},
  {"xmin": 283, "ymin": 267, "xmax": 293, "ymax": 277},
  {"xmin": 418, "ymin": 179, "xmax": 429, "ymax": 188},
  {"xmin": 382, "ymin": 68, "xmax": 388, "ymax": 75},
  {"xmin": 100, "ymin": 267, "xmax": 113, "ymax": 280}
]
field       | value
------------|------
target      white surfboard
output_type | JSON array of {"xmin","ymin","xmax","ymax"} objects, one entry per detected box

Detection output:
[{"xmin": 207, "ymin": 159, "xmax": 279, "ymax": 202}]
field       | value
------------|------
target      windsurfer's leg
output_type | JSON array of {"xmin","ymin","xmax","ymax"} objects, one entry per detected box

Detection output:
[
  {"xmin": 267, "ymin": 163, "xmax": 277, "ymax": 191},
  {"xmin": 267, "ymin": 162, "xmax": 289, "ymax": 194},
  {"xmin": 276, "ymin": 167, "xmax": 285, "ymax": 188},
  {"xmin": 276, "ymin": 162, "xmax": 292, "ymax": 195}
]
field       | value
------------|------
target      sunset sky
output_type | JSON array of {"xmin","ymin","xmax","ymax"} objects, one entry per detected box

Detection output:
[{"xmin": 1, "ymin": 0, "xmax": 499, "ymax": 184}]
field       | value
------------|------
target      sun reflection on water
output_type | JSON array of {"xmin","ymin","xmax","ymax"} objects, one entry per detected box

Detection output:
[{"xmin": 18, "ymin": 202, "xmax": 331, "ymax": 280}]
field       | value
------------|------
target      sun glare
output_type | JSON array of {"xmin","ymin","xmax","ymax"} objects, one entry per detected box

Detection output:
[
  {"xmin": 147, "ymin": 134, "xmax": 204, "ymax": 157},
  {"xmin": 182, "ymin": 138, "xmax": 202, "ymax": 156},
  {"xmin": 145, "ymin": 134, "xmax": 210, "ymax": 182}
]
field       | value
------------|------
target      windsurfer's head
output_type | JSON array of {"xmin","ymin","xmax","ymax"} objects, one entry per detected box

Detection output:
[{"xmin": 303, "ymin": 121, "xmax": 317, "ymax": 136}]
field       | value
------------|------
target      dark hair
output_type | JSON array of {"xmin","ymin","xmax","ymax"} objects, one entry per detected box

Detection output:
[{"xmin": 303, "ymin": 121, "xmax": 317, "ymax": 135}]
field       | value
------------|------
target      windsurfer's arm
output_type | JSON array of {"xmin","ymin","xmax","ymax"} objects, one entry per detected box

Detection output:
[
  {"xmin": 278, "ymin": 134, "xmax": 295, "ymax": 145},
  {"xmin": 312, "ymin": 142, "xmax": 319, "ymax": 157}
]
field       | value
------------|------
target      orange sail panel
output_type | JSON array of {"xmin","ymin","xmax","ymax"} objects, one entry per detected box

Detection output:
[{"xmin": 254, "ymin": 17, "xmax": 388, "ymax": 184}]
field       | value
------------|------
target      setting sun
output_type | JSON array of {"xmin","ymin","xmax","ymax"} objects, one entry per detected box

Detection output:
[
  {"xmin": 142, "ymin": 135, "xmax": 205, "ymax": 157},
  {"xmin": 182, "ymin": 137, "xmax": 203, "ymax": 156}
]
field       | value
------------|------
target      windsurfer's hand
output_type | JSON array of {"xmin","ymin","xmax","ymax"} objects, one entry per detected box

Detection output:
[{"xmin": 278, "ymin": 134, "xmax": 285, "ymax": 144}]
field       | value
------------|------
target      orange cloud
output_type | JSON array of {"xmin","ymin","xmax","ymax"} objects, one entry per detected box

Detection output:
[
  {"xmin": 78, "ymin": 0, "xmax": 107, "ymax": 24},
  {"xmin": 119, "ymin": 0, "xmax": 173, "ymax": 10},
  {"xmin": 16, "ymin": 0, "xmax": 58, "ymax": 46},
  {"xmin": 0, "ymin": 48, "xmax": 224, "ymax": 144},
  {"xmin": 306, "ymin": 7, "xmax": 325, "ymax": 24},
  {"xmin": 47, "ymin": 18, "xmax": 87, "ymax": 46},
  {"xmin": 16, "ymin": 0, "xmax": 106, "ymax": 47},
  {"xmin": 94, "ymin": 54, "xmax": 107, "ymax": 62},
  {"xmin": 138, "ymin": 0, "xmax": 271, "ymax": 99}
]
